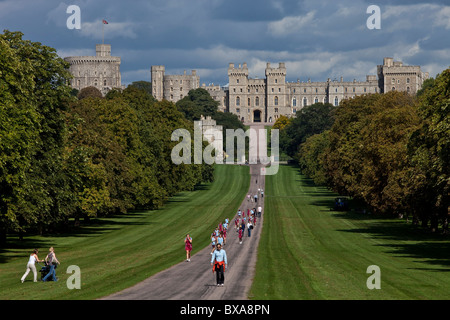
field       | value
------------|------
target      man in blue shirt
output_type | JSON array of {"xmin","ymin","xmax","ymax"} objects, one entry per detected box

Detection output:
[{"xmin": 211, "ymin": 244, "xmax": 227, "ymax": 286}]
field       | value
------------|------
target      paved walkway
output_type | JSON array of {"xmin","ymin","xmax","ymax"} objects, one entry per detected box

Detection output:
[{"xmin": 101, "ymin": 124, "xmax": 267, "ymax": 300}]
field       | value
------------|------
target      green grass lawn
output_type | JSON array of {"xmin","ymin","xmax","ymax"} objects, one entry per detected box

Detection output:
[
  {"xmin": 0, "ymin": 164, "xmax": 249, "ymax": 300},
  {"xmin": 250, "ymin": 164, "xmax": 450, "ymax": 300}
]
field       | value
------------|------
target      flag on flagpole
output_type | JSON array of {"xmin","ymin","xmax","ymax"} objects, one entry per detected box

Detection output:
[{"xmin": 102, "ymin": 19, "xmax": 108, "ymax": 24}]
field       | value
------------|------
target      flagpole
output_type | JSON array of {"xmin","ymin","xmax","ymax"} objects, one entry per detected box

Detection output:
[{"xmin": 102, "ymin": 20, "xmax": 104, "ymax": 44}]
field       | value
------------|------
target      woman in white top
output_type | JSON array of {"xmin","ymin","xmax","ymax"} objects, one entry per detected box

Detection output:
[{"xmin": 21, "ymin": 249, "xmax": 43, "ymax": 283}]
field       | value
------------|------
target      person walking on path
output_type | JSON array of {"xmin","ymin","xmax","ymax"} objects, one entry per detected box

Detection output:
[
  {"xmin": 211, "ymin": 243, "xmax": 227, "ymax": 287},
  {"xmin": 247, "ymin": 220, "xmax": 253, "ymax": 237},
  {"xmin": 185, "ymin": 234, "xmax": 193, "ymax": 262},
  {"xmin": 21, "ymin": 249, "xmax": 43, "ymax": 283},
  {"xmin": 210, "ymin": 233, "xmax": 217, "ymax": 254},
  {"xmin": 217, "ymin": 232, "xmax": 224, "ymax": 247},
  {"xmin": 257, "ymin": 205, "xmax": 262, "ymax": 217},
  {"xmin": 42, "ymin": 247, "xmax": 60, "ymax": 282},
  {"xmin": 238, "ymin": 227, "xmax": 243, "ymax": 244}
]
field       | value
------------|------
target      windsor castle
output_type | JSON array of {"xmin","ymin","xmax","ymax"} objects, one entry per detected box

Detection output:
[{"xmin": 65, "ymin": 44, "xmax": 429, "ymax": 123}]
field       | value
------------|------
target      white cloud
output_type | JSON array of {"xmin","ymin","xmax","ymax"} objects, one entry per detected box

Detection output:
[
  {"xmin": 268, "ymin": 11, "xmax": 316, "ymax": 36},
  {"xmin": 435, "ymin": 6, "xmax": 450, "ymax": 29},
  {"xmin": 80, "ymin": 20, "xmax": 138, "ymax": 40}
]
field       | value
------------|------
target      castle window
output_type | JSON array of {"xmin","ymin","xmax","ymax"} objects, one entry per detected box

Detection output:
[
  {"xmin": 248, "ymin": 98, "xmax": 251, "ymax": 106},
  {"xmin": 353, "ymin": 87, "xmax": 355, "ymax": 93},
  {"xmin": 303, "ymin": 97, "xmax": 307, "ymax": 107},
  {"xmin": 77, "ymin": 79, "xmax": 81, "ymax": 86},
  {"xmin": 256, "ymin": 89, "xmax": 259, "ymax": 93},
  {"xmin": 180, "ymin": 87, "xmax": 183, "ymax": 92},
  {"xmin": 274, "ymin": 96, "xmax": 279, "ymax": 106},
  {"xmin": 397, "ymin": 79, "xmax": 400, "ymax": 84},
  {"xmin": 304, "ymin": 88, "xmax": 307, "ymax": 93},
  {"xmin": 256, "ymin": 97, "xmax": 260, "ymax": 106},
  {"xmin": 392, "ymin": 87, "xmax": 396, "ymax": 91},
  {"xmin": 180, "ymin": 80, "xmax": 183, "ymax": 84},
  {"xmin": 278, "ymin": 88, "xmax": 281, "ymax": 92},
  {"xmin": 391, "ymin": 78, "xmax": 395, "ymax": 84},
  {"xmin": 272, "ymin": 88, "xmax": 274, "ymax": 93},
  {"xmin": 364, "ymin": 88, "xmax": 367, "ymax": 93},
  {"xmin": 275, "ymin": 108, "xmax": 279, "ymax": 113},
  {"xmin": 170, "ymin": 94, "xmax": 173, "ymax": 100},
  {"xmin": 314, "ymin": 97, "xmax": 318, "ymax": 104},
  {"xmin": 104, "ymin": 80, "xmax": 107, "ymax": 86},
  {"xmin": 315, "ymin": 88, "xmax": 318, "ymax": 93},
  {"xmin": 237, "ymin": 79, "xmax": 239, "ymax": 84},
  {"xmin": 275, "ymin": 79, "xmax": 278, "ymax": 84},
  {"xmin": 293, "ymin": 108, "xmax": 297, "ymax": 113},
  {"xmin": 236, "ymin": 96, "xmax": 241, "ymax": 106},
  {"xmin": 293, "ymin": 98, "xmax": 297, "ymax": 107},
  {"xmin": 407, "ymin": 87, "xmax": 410, "ymax": 93},
  {"xmin": 334, "ymin": 97, "xmax": 339, "ymax": 106},
  {"xmin": 236, "ymin": 108, "xmax": 240, "ymax": 113},
  {"xmin": 406, "ymin": 78, "xmax": 410, "ymax": 84}
]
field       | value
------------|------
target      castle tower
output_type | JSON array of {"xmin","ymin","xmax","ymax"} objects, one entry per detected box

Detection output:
[
  {"xmin": 64, "ymin": 43, "xmax": 123, "ymax": 96},
  {"xmin": 228, "ymin": 63, "xmax": 249, "ymax": 122},
  {"xmin": 377, "ymin": 57, "xmax": 429, "ymax": 94},
  {"xmin": 151, "ymin": 65, "xmax": 165, "ymax": 101},
  {"xmin": 266, "ymin": 62, "xmax": 287, "ymax": 123}
]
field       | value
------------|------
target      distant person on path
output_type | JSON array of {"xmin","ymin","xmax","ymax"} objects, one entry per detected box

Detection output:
[
  {"xmin": 247, "ymin": 220, "xmax": 253, "ymax": 237},
  {"xmin": 261, "ymin": 189, "xmax": 264, "ymax": 198},
  {"xmin": 185, "ymin": 234, "xmax": 193, "ymax": 262},
  {"xmin": 42, "ymin": 247, "xmax": 60, "ymax": 282},
  {"xmin": 223, "ymin": 221, "xmax": 228, "ymax": 244},
  {"xmin": 257, "ymin": 206, "xmax": 262, "ymax": 217},
  {"xmin": 211, "ymin": 243, "xmax": 227, "ymax": 287},
  {"xmin": 217, "ymin": 232, "xmax": 224, "ymax": 247},
  {"xmin": 254, "ymin": 194, "xmax": 258, "ymax": 203},
  {"xmin": 21, "ymin": 249, "xmax": 43, "ymax": 283},
  {"xmin": 238, "ymin": 228, "xmax": 243, "ymax": 244},
  {"xmin": 211, "ymin": 233, "xmax": 217, "ymax": 254}
]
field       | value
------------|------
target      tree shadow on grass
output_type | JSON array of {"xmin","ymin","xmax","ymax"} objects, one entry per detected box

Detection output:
[
  {"xmin": 0, "ymin": 213, "xmax": 155, "ymax": 263},
  {"xmin": 334, "ymin": 214, "xmax": 450, "ymax": 271}
]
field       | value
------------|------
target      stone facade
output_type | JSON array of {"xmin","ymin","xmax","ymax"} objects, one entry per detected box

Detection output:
[
  {"xmin": 151, "ymin": 66, "xmax": 200, "ymax": 102},
  {"xmin": 196, "ymin": 115, "xmax": 224, "ymax": 162},
  {"xmin": 151, "ymin": 58, "xmax": 428, "ymax": 123},
  {"xmin": 64, "ymin": 44, "xmax": 124, "ymax": 96},
  {"xmin": 377, "ymin": 57, "xmax": 429, "ymax": 95}
]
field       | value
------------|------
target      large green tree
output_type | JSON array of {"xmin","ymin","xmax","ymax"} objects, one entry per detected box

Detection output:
[
  {"xmin": 280, "ymin": 102, "xmax": 335, "ymax": 158},
  {"xmin": 407, "ymin": 68, "xmax": 449, "ymax": 231},
  {"xmin": 324, "ymin": 92, "xmax": 421, "ymax": 216},
  {"xmin": 0, "ymin": 30, "xmax": 74, "ymax": 241}
]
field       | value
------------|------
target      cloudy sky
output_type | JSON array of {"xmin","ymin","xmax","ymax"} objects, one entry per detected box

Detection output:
[{"xmin": 1, "ymin": 0, "xmax": 449, "ymax": 86}]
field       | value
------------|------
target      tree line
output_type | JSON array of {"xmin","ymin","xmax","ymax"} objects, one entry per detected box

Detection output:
[
  {"xmin": 0, "ymin": 31, "xmax": 216, "ymax": 243},
  {"xmin": 277, "ymin": 71, "xmax": 449, "ymax": 233}
]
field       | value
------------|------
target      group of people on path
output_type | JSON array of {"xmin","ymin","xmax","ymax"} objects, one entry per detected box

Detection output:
[
  {"xmin": 183, "ymin": 185, "xmax": 264, "ymax": 287},
  {"xmin": 234, "ymin": 205, "xmax": 261, "ymax": 244},
  {"xmin": 20, "ymin": 247, "xmax": 60, "ymax": 283}
]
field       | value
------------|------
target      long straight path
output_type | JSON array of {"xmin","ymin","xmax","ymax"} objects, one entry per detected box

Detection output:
[{"xmin": 102, "ymin": 124, "xmax": 268, "ymax": 300}]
